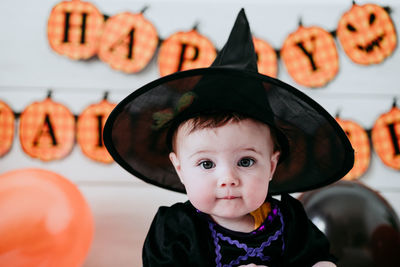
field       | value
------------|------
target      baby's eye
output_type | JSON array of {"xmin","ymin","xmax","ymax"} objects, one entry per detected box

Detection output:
[
  {"xmin": 238, "ymin": 158, "xmax": 255, "ymax": 167},
  {"xmin": 199, "ymin": 160, "xmax": 215, "ymax": 169}
]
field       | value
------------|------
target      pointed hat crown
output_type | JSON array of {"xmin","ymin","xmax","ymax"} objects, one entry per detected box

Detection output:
[{"xmin": 211, "ymin": 9, "xmax": 258, "ymax": 72}]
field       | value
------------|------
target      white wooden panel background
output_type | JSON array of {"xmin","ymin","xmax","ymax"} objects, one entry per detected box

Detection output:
[{"xmin": 0, "ymin": 0, "xmax": 399, "ymax": 266}]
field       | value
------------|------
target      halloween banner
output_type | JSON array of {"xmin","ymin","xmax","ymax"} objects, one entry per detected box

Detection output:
[
  {"xmin": 47, "ymin": 0, "xmax": 397, "ymax": 88},
  {"xmin": 0, "ymin": 95, "xmax": 399, "ymax": 177},
  {"xmin": 0, "ymin": 93, "xmax": 115, "ymax": 164}
]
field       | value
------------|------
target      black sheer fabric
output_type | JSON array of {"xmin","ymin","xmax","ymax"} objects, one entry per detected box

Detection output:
[{"xmin": 143, "ymin": 194, "xmax": 336, "ymax": 266}]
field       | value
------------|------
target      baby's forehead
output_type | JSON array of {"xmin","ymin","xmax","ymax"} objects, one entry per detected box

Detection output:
[
  {"xmin": 170, "ymin": 115, "xmax": 277, "ymax": 153},
  {"xmin": 172, "ymin": 118, "xmax": 276, "ymax": 157},
  {"xmin": 178, "ymin": 117, "xmax": 271, "ymax": 135},
  {"xmin": 174, "ymin": 118, "xmax": 273, "ymax": 147}
]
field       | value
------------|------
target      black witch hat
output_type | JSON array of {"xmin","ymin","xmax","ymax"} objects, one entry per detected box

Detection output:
[{"xmin": 103, "ymin": 9, "xmax": 354, "ymax": 195}]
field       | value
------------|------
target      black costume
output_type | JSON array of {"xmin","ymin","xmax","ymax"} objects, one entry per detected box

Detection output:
[{"xmin": 143, "ymin": 194, "xmax": 335, "ymax": 267}]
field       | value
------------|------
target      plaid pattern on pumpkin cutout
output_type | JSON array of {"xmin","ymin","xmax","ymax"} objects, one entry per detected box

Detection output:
[
  {"xmin": 281, "ymin": 26, "xmax": 339, "ymax": 88},
  {"xmin": 98, "ymin": 12, "xmax": 158, "ymax": 73},
  {"xmin": 47, "ymin": 0, "xmax": 104, "ymax": 60},
  {"xmin": 0, "ymin": 101, "xmax": 15, "ymax": 157},
  {"xmin": 77, "ymin": 100, "xmax": 116, "ymax": 163},
  {"xmin": 337, "ymin": 3, "xmax": 397, "ymax": 65},
  {"xmin": 158, "ymin": 30, "xmax": 216, "ymax": 76},
  {"xmin": 336, "ymin": 118, "xmax": 371, "ymax": 180},
  {"xmin": 372, "ymin": 107, "xmax": 400, "ymax": 170},
  {"xmin": 19, "ymin": 98, "xmax": 75, "ymax": 161},
  {"xmin": 253, "ymin": 37, "xmax": 278, "ymax": 78}
]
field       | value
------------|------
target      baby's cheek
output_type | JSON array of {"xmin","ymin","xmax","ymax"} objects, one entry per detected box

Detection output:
[
  {"xmin": 186, "ymin": 184, "xmax": 215, "ymax": 210},
  {"xmin": 245, "ymin": 182, "xmax": 269, "ymax": 207}
]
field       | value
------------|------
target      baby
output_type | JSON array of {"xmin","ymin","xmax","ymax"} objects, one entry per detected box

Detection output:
[
  {"xmin": 103, "ymin": 8, "xmax": 354, "ymax": 267},
  {"xmin": 143, "ymin": 112, "xmax": 338, "ymax": 266}
]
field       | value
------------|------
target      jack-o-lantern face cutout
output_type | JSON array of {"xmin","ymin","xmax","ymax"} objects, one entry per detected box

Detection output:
[
  {"xmin": 281, "ymin": 26, "xmax": 339, "ymax": 88},
  {"xmin": 77, "ymin": 99, "xmax": 116, "ymax": 163},
  {"xmin": 19, "ymin": 98, "xmax": 75, "ymax": 161},
  {"xmin": 372, "ymin": 106, "xmax": 400, "ymax": 170},
  {"xmin": 47, "ymin": 0, "xmax": 104, "ymax": 60},
  {"xmin": 336, "ymin": 118, "xmax": 370, "ymax": 180},
  {"xmin": 253, "ymin": 37, "xmax": 278, "ymax": 77},
  {"xmin": 158, "ymin": 30, "xmax": 216, "ymax": 76},
  {"xmin": 337, "ymin": 3, "xmax": 397, "ymax": 65},
  {"xmin": 0, "ymin": 101, "xmax": 15, "ymax": 157},
  {"xmin": 98, "ymin": 12, "xmax": 158, "ymax": 73}
]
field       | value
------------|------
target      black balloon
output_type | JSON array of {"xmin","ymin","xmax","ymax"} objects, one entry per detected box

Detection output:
[{"xmin": 299, "ymin": 181, "xmax": 400, "ymax": 267}]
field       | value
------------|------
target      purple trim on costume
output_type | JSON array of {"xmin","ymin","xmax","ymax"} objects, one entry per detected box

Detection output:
[
  {"xmin": 208, "ymin": 203, "xmax": 285, "ymax": 267},
  {"xmin": 209, "ymin": 222, "xmax": 223, "ymax": 266},
  {"xmin": 278, "ymin": 208, "xmax": 285, "ymax": 253}
]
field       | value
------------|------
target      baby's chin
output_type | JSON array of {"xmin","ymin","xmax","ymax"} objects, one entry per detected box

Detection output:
[
  {"xmin": 191, "ymin": 198, "xmax": 263, "ymax": 215},
  {"xmin": 198, "ymin": 205, "xmax": 254, "ymax": 221}
]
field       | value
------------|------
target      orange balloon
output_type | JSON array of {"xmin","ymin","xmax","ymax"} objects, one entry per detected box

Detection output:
[{"xmin": 0, "ymin": 168, "xmax": 94, "ymax": 267}]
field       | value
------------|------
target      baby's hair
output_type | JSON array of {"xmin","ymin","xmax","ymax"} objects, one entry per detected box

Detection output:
[{"xmin": 169, "ymin": 111, "xmax": 282, "ymax": 153}]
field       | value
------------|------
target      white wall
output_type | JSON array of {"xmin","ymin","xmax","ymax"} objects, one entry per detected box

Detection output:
[{"xmin": 0, "ymin": 0, "xmax": 399, "ymax": 266}]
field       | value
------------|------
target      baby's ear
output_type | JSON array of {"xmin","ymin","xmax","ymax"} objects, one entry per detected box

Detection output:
[
  {"xmin": 270, "ymin": 151, "xmax": 281, "ymax": 179},
  {"xmin": 169, "ymin": 152, "xmax": 183, "ymax": 182},
  {"xmin": 272, "ymin": 150, "xmax": 280, "ymax": 164}
]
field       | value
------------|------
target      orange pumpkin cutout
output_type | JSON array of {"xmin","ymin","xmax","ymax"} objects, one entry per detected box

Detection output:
[
  {"xmin": 0, "ymin": 101, "xmax": 15, "ymax": 157},
  {"xmin": 47, "ymin": 0, "xmax": 104, "ymax": 60},
  {"xmin": 337, "ymin": 3, "xmax": 397, "ymax": 65},
  {"xmin": 98, "ymin": 12, "xmax": 158, "ymax": 73},
  {"xmin": 336, "ymin": 118, "xmax": 370, "ymax": 180},
  {"xmin": 253, "ymin": 37, "xmax": 278, "ymax": 77},
  {"xmin": 281, "ymin": 26, "xmax": 339, "ymax": 88},
  {"xmin": 372, "ymin": 106, "xmax": 400, "ymax": 170},
  {"xmin": 77, "ymin": 99, "xmax": 116, "ymax": 163},
  {"xmin": 19, "ymin": 97, "xmax": 75, "ymax": 161},
  {"xmin": 158, "ymin": 30, "xmax": 216, "ymax": 76}
]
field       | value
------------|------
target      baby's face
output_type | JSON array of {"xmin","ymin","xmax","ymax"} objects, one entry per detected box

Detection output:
[{"xmin": 169, "ymin": 119, "xmax": 280, "ymax": 224}]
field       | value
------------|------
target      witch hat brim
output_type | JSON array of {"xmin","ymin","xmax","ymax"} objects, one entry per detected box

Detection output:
[{"xmin": 103, "ymin": 9, "xmax": 354, "ymax": 195}]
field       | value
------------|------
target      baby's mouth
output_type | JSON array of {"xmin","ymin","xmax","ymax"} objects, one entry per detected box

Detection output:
[{"xmin": 221, "ymin": 196, "xmax": 240, "ymax": 200}]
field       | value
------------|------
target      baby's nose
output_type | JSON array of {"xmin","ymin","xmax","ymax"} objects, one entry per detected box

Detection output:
[{"xmin": 218, "ymin": 168, "xmax": 239, "ymax": 187}]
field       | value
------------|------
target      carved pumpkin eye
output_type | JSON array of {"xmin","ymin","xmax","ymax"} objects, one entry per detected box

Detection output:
[
  {"xmin": 347, "ymin": 24, "xmax": 357, "ymax": 32},
  {"xmin": 369, "ymin": 13, "xmax": 376, "ymax": 25}
]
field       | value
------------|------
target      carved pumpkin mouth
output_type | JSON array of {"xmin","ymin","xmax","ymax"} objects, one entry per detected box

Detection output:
[
  {"xmin": 337, "ymin": 4, "xmax": 396, "ymax": 65},
  {"xmin": 356, "ymin": 33, "xmax": 385, "ymax": 53}
]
